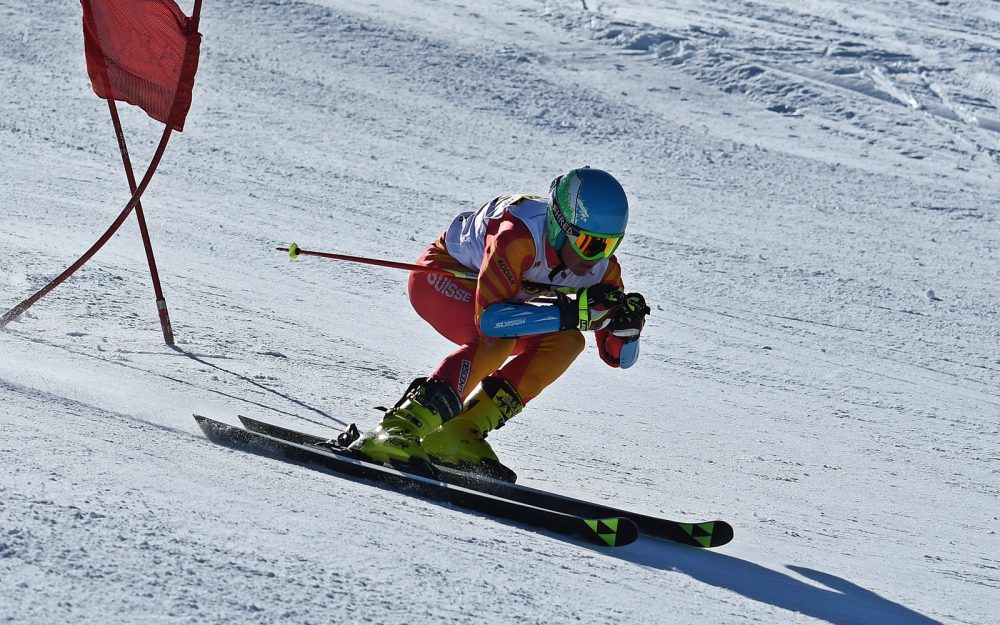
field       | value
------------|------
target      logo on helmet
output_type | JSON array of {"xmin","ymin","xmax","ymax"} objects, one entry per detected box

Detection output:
[{"xmin": 565, "ymin": 172, "xmax": 590, "ymax": 222}]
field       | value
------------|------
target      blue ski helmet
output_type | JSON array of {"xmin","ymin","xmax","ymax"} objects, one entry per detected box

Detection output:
[{"xmin": 546, "ymin": 167, "xmax": 629, "ymax": 260}]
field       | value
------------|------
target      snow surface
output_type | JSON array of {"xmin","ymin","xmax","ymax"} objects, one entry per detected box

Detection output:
[{"xmin": 1, "ymin": 0, "xmax": 998, "ymax": 623}]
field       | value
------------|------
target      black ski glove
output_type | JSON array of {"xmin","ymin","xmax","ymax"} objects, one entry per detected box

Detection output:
[
  {"xmin": 558, "ymin": 284, "xmax": 625, "ymax": 332},
  {"xmin": 605, "ymin": 292, "xmax": 650, "ymax": 341}
]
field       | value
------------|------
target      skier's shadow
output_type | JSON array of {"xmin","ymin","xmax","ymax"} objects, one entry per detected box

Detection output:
[{"xmin": 613, "ymin": 539, "xmax": 942, "ymax": 625}]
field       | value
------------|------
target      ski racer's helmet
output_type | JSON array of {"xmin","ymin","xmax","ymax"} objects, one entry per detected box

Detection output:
[{"xmin": 546, "ymin": 167, "xmax": 629, "ymax": 260}]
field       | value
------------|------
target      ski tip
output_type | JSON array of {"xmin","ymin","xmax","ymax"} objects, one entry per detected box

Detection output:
[
  {"xmin": 583, "ymin": 517, "xmax": 640, "ymax": 547},
  {"xmin": 288, "ymin": 242, "xmax": 300, "ymax": 259}
]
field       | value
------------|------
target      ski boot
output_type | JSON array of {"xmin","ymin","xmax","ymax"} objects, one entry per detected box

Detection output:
[
  {"xmin": 349, "ymin": 377, "xmax": 462, "ymax": 473},
  {"xmin": 421, "ymin": 376, "xmax": 524, "ymax": 483}
]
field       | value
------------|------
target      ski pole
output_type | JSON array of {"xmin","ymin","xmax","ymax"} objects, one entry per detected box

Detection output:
[{"xmin": 277, "ymin": 243, "xmax": 575, "ymax": 294}]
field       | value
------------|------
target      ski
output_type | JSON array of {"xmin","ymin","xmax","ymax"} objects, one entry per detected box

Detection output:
[
  {"xmin": 194, "ymin": 415, "xmax": 639, "ymax": 548},
  {"xmin": 237, "ymin": 415, "xmax": 734, "ymax": 548}
]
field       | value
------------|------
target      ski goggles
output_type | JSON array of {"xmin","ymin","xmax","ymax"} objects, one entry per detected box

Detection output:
[
  {"xmin": 551, "ymin": 198, "xmax": 624, "ymax": 260},
  {"xmin": 569, "ymin": 230, "xmax": 624, "ymax": 260}
]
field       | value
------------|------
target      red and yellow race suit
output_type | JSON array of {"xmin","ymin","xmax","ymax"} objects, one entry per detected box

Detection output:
[{"xmin": 407, "ymin": 195, "xmax": 634, "ymax": 402}]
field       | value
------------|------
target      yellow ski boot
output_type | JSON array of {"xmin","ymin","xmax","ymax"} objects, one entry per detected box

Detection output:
[
  {"xmin": 422, "ymin": 376, "xmax": 524, "ymax": 482},
  {"xmin": 349, "ymin": 377, "xmax": 462, "ymax": 473}
]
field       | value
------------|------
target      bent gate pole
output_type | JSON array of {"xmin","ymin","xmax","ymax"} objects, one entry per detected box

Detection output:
[{"xmin": 0, "ymin": 123, "xmax": 175, "ymax": 331}]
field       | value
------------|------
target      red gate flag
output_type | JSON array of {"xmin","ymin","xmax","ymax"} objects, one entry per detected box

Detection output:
[{"xmin": 81, "ymin": 0, "xmax": 202, "ymax": 131}]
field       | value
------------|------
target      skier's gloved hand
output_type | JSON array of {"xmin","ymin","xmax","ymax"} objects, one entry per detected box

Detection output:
[
  {"xmin": 606, "ymin": 292, "xmax": 650, "ymax": 341},
  {"xmin": 558, "ymin": 284, "xmax": 625, "ymax": 332}
]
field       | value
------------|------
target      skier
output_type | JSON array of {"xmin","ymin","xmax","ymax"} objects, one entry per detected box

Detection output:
[{"xmin": 350, "ymin": 167, "xmax": 650, "ymax": 481}]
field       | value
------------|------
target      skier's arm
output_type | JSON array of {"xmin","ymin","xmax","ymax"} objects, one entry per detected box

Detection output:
[
  {"xmin": 474, "ymin": 216, "xmax": 582, "ymax": 337},
  {"xmin": 473, "ymin": 215, "xmax": 537, "ymax": 329},
  {"xmin": 480, "ymin": 301, "xmax": 563, "ymax": 337},
  {"xmin": 480, "ymin": 285, "xmax": 627, "ymax": 337},
  {"xmin": 474, "ymin": 219, "xmax": 645, "ymax": 343},
  {"xmin": 477, "ymin": 224, "xmax": 628, "ymax": 337},
  {"xmin": 593, "ymin": 258, "xmax": 649, "ymax": 369}
]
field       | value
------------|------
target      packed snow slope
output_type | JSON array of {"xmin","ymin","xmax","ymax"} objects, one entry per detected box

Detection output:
[{"xmin": 2, "ymin": 1, "xmax": 998, "ymax": 624}]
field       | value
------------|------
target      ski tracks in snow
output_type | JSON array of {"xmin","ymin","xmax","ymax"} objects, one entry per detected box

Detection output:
[{"xmin": 549, "ymin": 0, "xmax": 1000, "ymax": 172}]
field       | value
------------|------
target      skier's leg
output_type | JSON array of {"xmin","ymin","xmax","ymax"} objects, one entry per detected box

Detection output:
[
  {"xmin": 348, "ymin": 375, "xmax": 462, "ymax": 469},
  {"xmin": 422, "ymin": 374, "xmax": 525, "ymax": 481},
  {"xmin": 405, "ymin": 239, "xmax": 514, "ymax": 399},
  {"xmin": 422, "ymin": 330, "xmax": 585, "ymax": 481},
  {"xmin": 501, "ymin": 329, "xmax": 586, "ymax": 402},
  {"xmin": 352, "ymin": 240, "xmax": 509, "ymax": 466}
]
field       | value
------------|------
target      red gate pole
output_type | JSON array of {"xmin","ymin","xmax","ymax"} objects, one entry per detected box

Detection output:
[{"xmin": 107, "ymin": 99, "xmax": 174, "ymax": 345}]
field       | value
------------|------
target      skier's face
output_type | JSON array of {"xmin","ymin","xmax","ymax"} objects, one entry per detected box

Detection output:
[{"xmin": 561, "ymin": 239, "xmax": 599, "ymax": 276}]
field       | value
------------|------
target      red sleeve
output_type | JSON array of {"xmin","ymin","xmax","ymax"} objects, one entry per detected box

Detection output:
[{"xmin": 474, "ymin": 214, "xmax": 536, "ymax": 325}]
